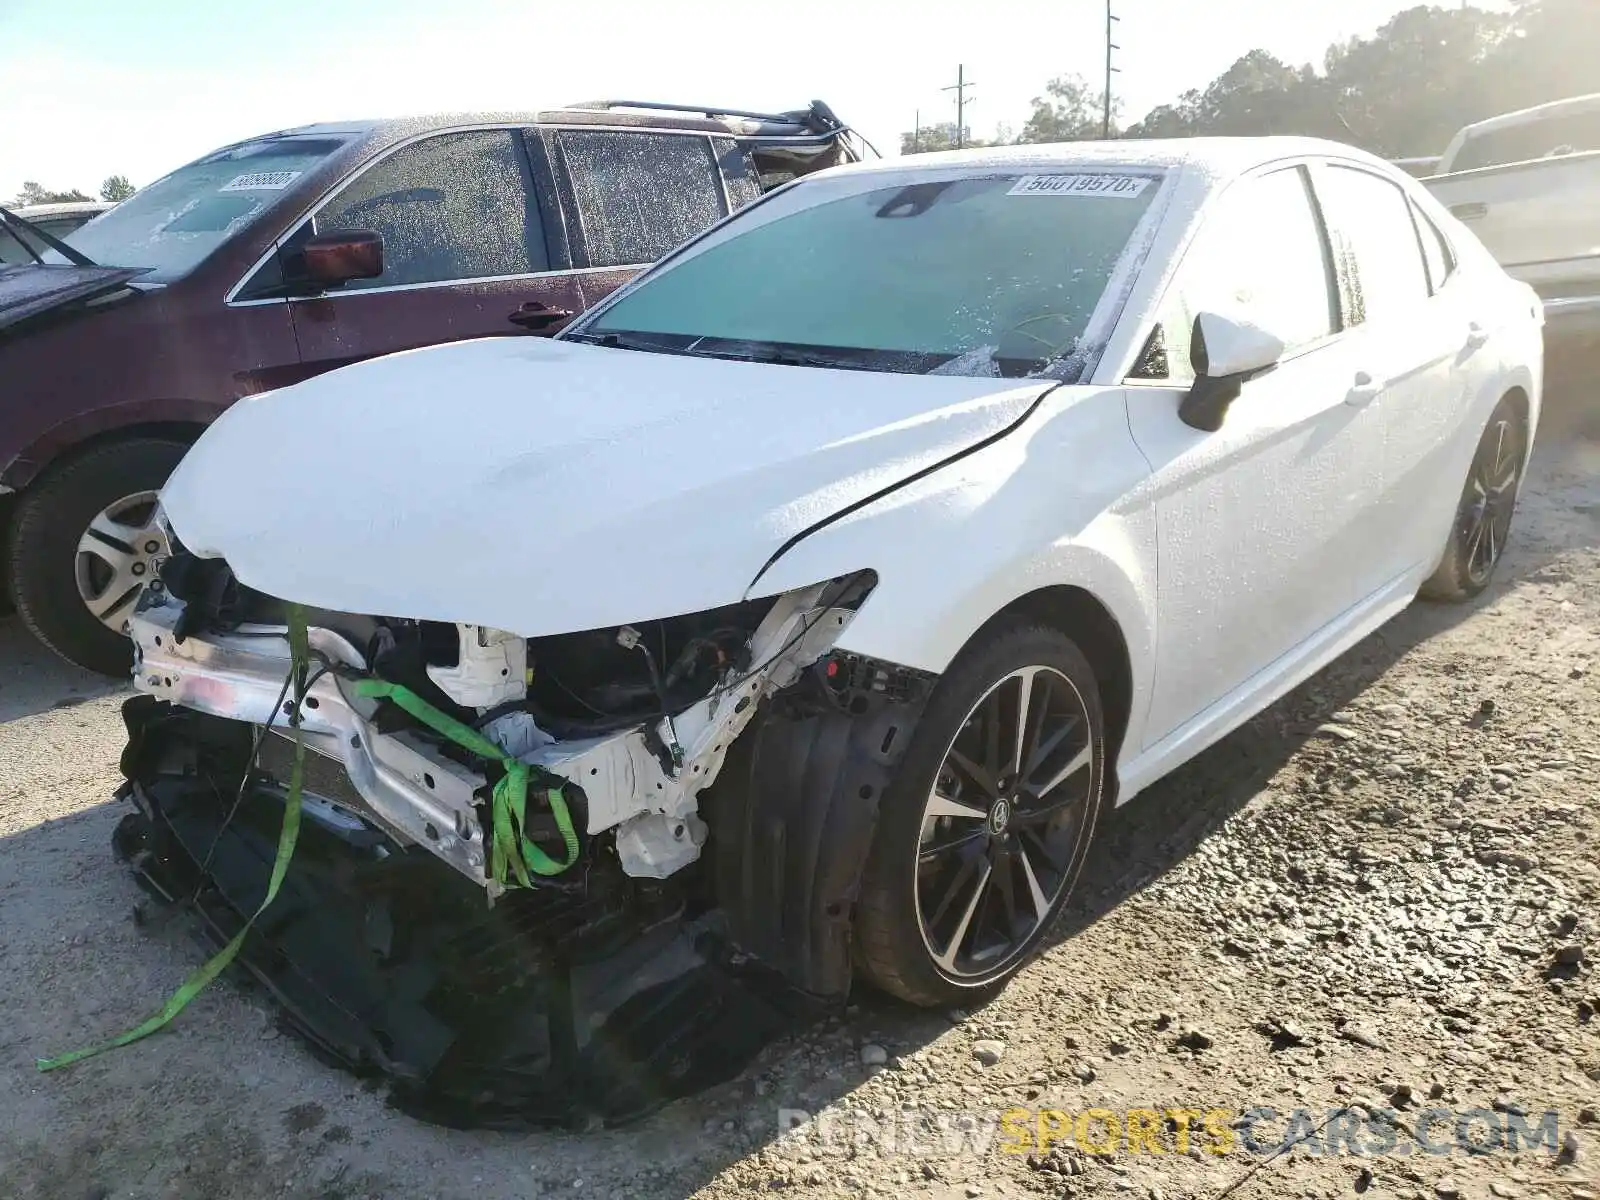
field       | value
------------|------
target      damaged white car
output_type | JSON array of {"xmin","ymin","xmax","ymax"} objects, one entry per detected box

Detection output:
[{"xmin": 112, "ymin": 137, "xmax": 1542, "ymax": 1124}]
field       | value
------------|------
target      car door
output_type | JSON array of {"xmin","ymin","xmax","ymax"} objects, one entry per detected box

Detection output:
[
  {"xmin": 1123, "ymin": 164, "xmax": 1386, "ymax": 749},
  {"xmin": 539, "ymin": 128, "xmax": 736, "ymax": 308},
  {"xmin": 279, "ymin": 128, "xmax": 584, "ymax": 374},
  {"xmin": 1311, "ymin": 162, "xmax": 1479, "ymax": 584}
]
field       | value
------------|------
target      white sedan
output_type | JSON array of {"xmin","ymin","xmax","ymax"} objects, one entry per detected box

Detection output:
[{"xmin": 134, "ymin": 137, "xmax": 1542, "ymax": 1014}]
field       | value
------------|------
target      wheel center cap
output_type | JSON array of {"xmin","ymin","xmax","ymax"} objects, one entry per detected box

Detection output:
[{"xmin": 988, "ymin": 799, "xmax": 1012, "ymax": 836}]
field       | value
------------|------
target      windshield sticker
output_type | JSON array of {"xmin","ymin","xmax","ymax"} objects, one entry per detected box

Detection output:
[
  {"xmin": 219, "ymin": 171, "xmax": 302, "ymax": 193},
  {"xmin": 1007, "ymin": 174, "xmax": 1151, "ymax": 198}
]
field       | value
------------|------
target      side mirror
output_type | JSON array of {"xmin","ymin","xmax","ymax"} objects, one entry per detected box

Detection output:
[
  {"xmin": 301, "ymin": 230, "xmax": 384, "ymax": 287},
  {"xmin": 1177, "ymin": 310, "xmax": 1287, "ymax": 432}
]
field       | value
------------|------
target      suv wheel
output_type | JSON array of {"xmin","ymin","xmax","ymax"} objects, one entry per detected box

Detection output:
[{"xmin": 8, "ymin": 439, "xmax": 189, "ymax": 676}]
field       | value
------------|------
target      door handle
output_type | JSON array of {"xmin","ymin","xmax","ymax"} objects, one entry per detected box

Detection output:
[
  {"xmin": 508, "ymin": 301, "xmax": 575, "ymax": 332},
  {"xmin": 1451, "ymin": 202, "xmax": 1489, "ymax": 222},
  {"xmin": 1345, "ymin": 371, "xmax": 1382, "ymax": 408},
  {"xmin": 1465, "ymin": 321, "xmax": 1491, "ymax": 351}
]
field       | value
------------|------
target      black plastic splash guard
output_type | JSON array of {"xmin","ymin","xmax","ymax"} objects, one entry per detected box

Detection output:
[{"xmin": 111, "ymin": 697, "xmax": 826, "ymax": 1130}]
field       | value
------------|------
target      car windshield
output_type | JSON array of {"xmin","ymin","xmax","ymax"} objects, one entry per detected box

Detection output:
[
  {"xmin": 43, "ymin": 135, "xmax": 349, "ymax": 282},
  {"xmin": 576, "ymin": 168, "xmax": 1163, "ymax": 377}
]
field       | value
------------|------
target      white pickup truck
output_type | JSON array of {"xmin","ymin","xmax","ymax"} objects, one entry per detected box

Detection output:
[{"xmin": 1423, "ymin": 94, "xmax": 1600, "ymax": 339}]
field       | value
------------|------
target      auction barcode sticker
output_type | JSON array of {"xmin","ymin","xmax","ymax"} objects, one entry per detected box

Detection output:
[
  {"xmin": 1007, "ymin": 174, "xmax": 1151, "ymax": 197},
  {"xmin": 219, "ymin": 171, "xmax": 302, "ymax": 192}
]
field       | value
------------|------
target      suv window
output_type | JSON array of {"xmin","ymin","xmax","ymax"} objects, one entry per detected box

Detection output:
[
  {"xmin": 1135, "ymin": 166, "xmax": 1335, "ymax": 383},
  {"xmin": 556, "ymin": 131, "xmax": 727, "ymax": 268},
  {"xmin": 1453, "ymin": 109, "xmax": 1600, "ymax": 172},
  {"xmin": 312, "ymin": 129, "xmax": 546, "ymax": 290},
  {"xmin": 1316, "ymin": 166, "xmax": 1431, "ymax": 326}
]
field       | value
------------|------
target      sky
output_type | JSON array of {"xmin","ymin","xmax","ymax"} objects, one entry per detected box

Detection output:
[{"xmin": 3, "ymin": 0, "xmax": 1461, "ymax": 201}]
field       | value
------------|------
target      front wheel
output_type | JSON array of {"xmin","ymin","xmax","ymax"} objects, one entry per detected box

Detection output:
[
  {"xmin": 854, "ymin": 621, "xmax": 1106, "ymax": 1007},
  {"xmin": 1420, "ymin": 395, "xmax": 1528, "ymax": 604},
  {"xmin": 8, "ymin": 438, "xmax": 189, "ymax": 676}
]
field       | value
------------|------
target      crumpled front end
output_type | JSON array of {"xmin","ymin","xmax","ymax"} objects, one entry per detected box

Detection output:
[{"xmin": 113, "ymin": 556, "xmax": 933, "ymax": 1125}]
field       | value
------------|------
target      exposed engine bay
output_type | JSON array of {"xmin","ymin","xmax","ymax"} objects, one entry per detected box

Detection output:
[{"xmin": 114, "ymin": 551, "xmax": 935, "ymax": 1125}]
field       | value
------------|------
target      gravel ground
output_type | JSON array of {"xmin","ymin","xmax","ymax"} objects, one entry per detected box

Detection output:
[{"xmin": 1, "ymin": 394, "xmax": 1596, "ymax": 1200}]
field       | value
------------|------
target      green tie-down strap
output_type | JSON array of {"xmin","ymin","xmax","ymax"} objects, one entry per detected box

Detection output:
[
  {"xmin": 38, "ymin": 604, "xmax": 314, "ymax": 1072},
  {"xmin": 351, "ymin": 680, "xmax": 579, "ymax": 887}
]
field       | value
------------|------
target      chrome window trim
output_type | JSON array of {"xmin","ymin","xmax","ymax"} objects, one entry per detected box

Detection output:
[
  {"xmin": 226, "ymin": 262, "xmax": 647, "ymax": 308},
  {"xmin": 223, "ymin": 122, "xmax": 725, "ymax": 306}
]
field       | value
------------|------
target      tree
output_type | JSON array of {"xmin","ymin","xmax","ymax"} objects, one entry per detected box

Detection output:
[
  {"xmin": 100, "ymin": 175, "xmax": 136, "ymax": 202},
  {"xmin": 15, "ymin": 181, "xmax": 93, "ymax": 205},
  {"xmin": 1015, "ymin": 75, "xmax": 1109, "ymax": 144}
]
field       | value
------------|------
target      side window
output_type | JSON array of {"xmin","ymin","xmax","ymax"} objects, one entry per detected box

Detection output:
[
  {"xmin": 1134, "ymin": 166, "xmax": 1335, "ymax": 383},
  {"xmin": 1411, "ymin": 200, "xmax": 1456, "ymax": 294},
  {"xmin": 1315, "ymin": 166, "xmax": 1431, "ymax": 326},
  {"xmin": 555, "ymin": 131, "xmax": 727, "ymax": 268},
  {"xmin": 312, "ymin": 130, "xmax": 545, "ymax": 290}
]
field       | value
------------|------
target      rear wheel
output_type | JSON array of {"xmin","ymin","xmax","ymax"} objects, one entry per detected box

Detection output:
[
  {"xmin": 854, "ymin": 621, "xmax": 1105, "ymax": 1007},
  {"xmin": 1420, "ymin": 396, "xmax": 1528, "ymax": 604},
  {"xmin": 8, "ymin": 438, "xmax": 188, "ymax": 676}
]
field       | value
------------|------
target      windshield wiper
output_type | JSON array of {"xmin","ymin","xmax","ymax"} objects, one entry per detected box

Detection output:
[
  {"xmin": 0, "ymin": 205, "xmax": 98, "ymax": 268},
  {"xmin": 564, "ymin": 330, "xmax": 696, "ymax": 356}
]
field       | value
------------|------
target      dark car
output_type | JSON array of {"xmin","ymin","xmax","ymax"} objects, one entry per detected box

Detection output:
[{"xmin": 0, "ymin": 100, "xmax": 861, "ymax": 675}]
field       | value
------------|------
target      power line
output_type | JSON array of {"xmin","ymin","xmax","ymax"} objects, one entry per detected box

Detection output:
[
  {"xmin": 942, "ymin": 64, "xmax": 975, "ymax": 149},
  {"xmin": 1104, "ymin": 1, "xmax": 1121, "ymax": 139}
]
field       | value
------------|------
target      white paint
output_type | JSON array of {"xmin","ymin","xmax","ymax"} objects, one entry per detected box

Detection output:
[
  {"xmin": 1191, "ymin": 310, "xmax": 1285, "ymax": 378},
  {"xmin": 159, "ymin": 136, "xmax": 1544, "ymax": 855}
]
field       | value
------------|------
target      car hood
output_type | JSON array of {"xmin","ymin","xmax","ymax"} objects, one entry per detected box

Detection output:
[
  {"xmin": 0, "ymin": 264, "xmax": 143, "ymax": 332},
  {"xmin": 161, "ymin": 336, "xmax": 1050, "ymax": 636}
]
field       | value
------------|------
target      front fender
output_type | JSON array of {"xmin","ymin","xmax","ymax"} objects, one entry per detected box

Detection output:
[
  {"xmin": 2, "ymin": 396, "xmax": 221, "ymax": 490},
  {"xmin": 750, "ymin": 388, "xmax": 1160, "ymax": 759}
]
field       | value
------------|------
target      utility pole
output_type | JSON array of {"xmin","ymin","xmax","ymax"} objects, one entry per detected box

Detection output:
[
  {"xmin": 943, "ymin": 64, "xmax": 975, "ymax": 149},
  {"xmin": 1103, "ymin": 1, "xmax": 1120, "ymax": 139},
  {"xmin": 913, "ymin": 109, "xmax": 921, "ymax": 153}
]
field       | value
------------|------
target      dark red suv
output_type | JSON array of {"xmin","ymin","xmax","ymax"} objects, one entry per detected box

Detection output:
[{"xmin": 0, "ymin": 100, "xmax": 858, "ymax": 674}]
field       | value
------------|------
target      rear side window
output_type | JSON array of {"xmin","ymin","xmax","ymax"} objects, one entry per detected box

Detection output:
[
  {"xmin": 556, "ymin": 131, "xmax": 727, "ymax": 268},
  {"xmin": 1412, "ymin": 201, "xmax": 1456, "ymax": 293},
  {"xmin": 1315, "ymin": 166, "xmax": 1431, "ymax": 326},
  {"xmin": 313, "ymin": 129, "xmax": 546, "ymax": 290},
  {"xmin": 1139, "ymin": 166, "xmax": 1336, "ymax": 383}
]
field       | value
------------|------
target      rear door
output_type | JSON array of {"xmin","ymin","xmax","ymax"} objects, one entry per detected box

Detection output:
[
  {"xmin": 268, "ymin": 128, "xmax": 584, "ymax": 374},
  {"xmin": 1124, "ymin": 164, "xmax": 1384, "ymax": 748},
  {"xmin": 539, "ymin": 128, "xmax": 738, "ymax": 308},
  {"xmin": 1310, "ymin": 162, "xmax": 1479, "ymax": 585}
]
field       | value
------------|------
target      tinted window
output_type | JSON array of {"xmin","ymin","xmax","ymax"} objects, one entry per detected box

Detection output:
[
  {"xmin": 1453, "ymin": 110, "xmax": 1600, "ymax": 172},
  {"xmin": 583, "ymin": 170, "xmax": 1160, "ymax": 377},
  {"xmin": 1145, "ymin": 167, "xmax": 1335, "ymax": 382},
  {"xmin": 43, "ymin": 137, "xmax": 346, "ymax": 282},
  {"xmin": 314, "ymin": 130, "xmax": 544, "ymax": 290},
  {"xmin": 1317, "ymin": 166, "xmax": 1431, "ymax": 326},
  {"xmin": 557, "ymin": 131, "xmax": 726, "ymax": 268},
  {"xmin": 1412, "ymin": 201, "xmax": 1456, "ymax": 293}
]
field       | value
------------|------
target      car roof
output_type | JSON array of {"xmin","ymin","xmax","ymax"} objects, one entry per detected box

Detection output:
[
  {"xmin": 12, "ymin": 200, "xmax": 115, "ymax": 219},
  {"xmin": 1456, "ymin": 93, "xmax": 1600, "ymax": 138},
  {"xmin": 833, "ymin": 136, "xmax": 1388, "ymax": 180}
]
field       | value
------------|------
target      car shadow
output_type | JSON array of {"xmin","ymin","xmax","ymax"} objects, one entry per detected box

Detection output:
[{"xmin": 0, "ymin": 617, "xmax": 124, "ymax": 723}]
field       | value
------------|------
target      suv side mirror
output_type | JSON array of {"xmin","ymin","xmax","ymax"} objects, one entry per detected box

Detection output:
[
  {"xmin": 1177, "ymin": 310, "xmax": 1286, "ymax": 432},
  {"xmin": 301, "ymin": 230, "xmax": 384, "ymax": 287}
]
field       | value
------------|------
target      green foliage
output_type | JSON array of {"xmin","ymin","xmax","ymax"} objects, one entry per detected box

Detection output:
[
  {"xmin": 15, "ymin": 181, "xmax": 93, "ymax": 205},
  {"xmin": 900, "ymin": 0, "xmax": 1596, "ymax": 158},
  {"xmin": 100, "ymin": 175, "xmax": 136, "ymax": 202}
]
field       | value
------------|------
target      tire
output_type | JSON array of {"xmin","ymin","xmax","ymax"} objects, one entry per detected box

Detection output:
[
  {"xmin": 854, "ymin": 620, "xmax": 1106, "ymax": 1007},
  {"xmin": 1419, "ymin": 395, "xmax": 1528, "ymax": 604},
  {"xmin": 8, "ymin": 438, "xmax": 189, "ymax": 676}
]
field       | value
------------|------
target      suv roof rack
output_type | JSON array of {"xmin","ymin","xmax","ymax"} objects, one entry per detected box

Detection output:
[{"xmin": 565, "ymin": 99, "xmax": 845, "ymax": 136}]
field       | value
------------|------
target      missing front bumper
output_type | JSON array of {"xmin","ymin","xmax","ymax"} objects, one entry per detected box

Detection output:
[{"xmin": 114, "ymin": 695, "xmax": 824, "ymax": 1129}]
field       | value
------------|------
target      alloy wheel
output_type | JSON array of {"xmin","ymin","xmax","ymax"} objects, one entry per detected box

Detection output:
[
  {"xmin": 74, "ymin": 491, "xmax": 168, "ymax": 634},
  {"xmin": 1460, "ymin": 415, "xmax": 1523, "ymax": 587},
  {"xmin": 914, "ymin": 664, "xmax": 1097, "ymax": 980}
]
